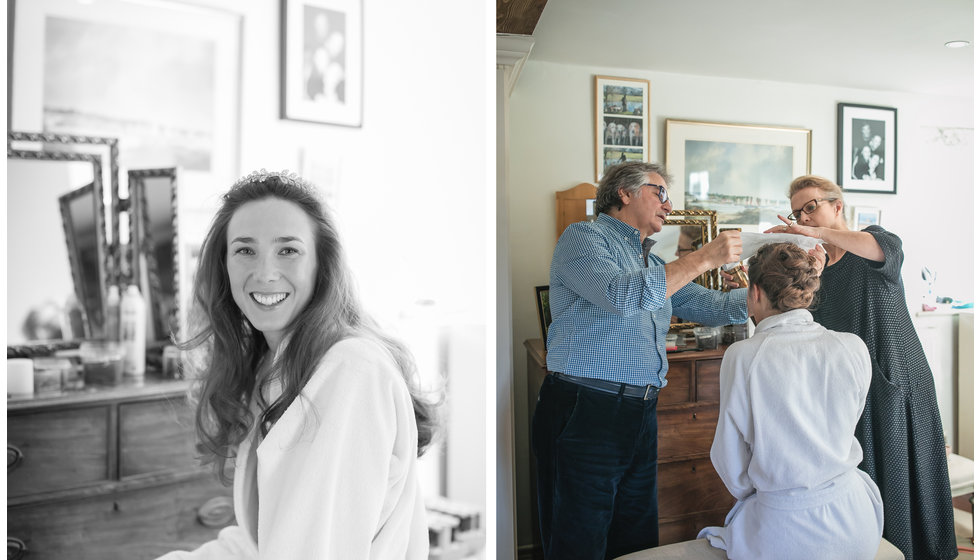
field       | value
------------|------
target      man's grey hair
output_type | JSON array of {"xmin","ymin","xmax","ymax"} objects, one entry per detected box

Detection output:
[{"xmin": 595, "ymin": 161, "xmax": 672, "ymax": 215}]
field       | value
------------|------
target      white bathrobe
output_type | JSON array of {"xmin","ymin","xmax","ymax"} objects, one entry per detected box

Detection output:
[
  {"xmin": 157, "ymin": 337, "xmax": 429, "ymax": 559},
  {"xmin": 698, "ymin": 309, "xmax": 884, "ymax": 559}
]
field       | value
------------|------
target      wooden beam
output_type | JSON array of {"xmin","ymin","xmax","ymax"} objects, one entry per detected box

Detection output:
[{"xmin": 497, "ymin": 0, "xmax": 548, "ymax": 35}]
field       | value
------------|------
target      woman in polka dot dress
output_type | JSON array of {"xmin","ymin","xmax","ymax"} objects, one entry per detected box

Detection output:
[{"xmin": 768, "ymin": 175, "xmax": 956, "ymax": 560}]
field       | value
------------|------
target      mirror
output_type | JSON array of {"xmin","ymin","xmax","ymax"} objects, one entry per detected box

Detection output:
[
  {"xmin": 128, "ymin": 168, "xmax": 179, "ymax": 342},
  {"xmin": 7, "ymin": 150, "xmax": 108, "ymax": 345},
  {"xmin": 59, "ymin": 182, "xmax": 109, "ymax": 338},
  {"xmin": 8, "ymin": 132, "xmax": 121, "ymax": 281},
  {"xmin": 650, "ymin": 210, "xmax": 719, "ymax": 332}
]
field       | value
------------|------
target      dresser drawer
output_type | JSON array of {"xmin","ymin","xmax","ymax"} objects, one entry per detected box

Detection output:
[
  {"xmin": 120, "ymin": 397, "xmax": 198, "ymax": 478},
  {"xmin": 8, "ymin": 406, "xmax": 110, "ymax": 497},
  {"xmin": 660, "ymin": 360, "xmax": 692, "ymax": 405},
  {"xmin": 8, "ymin": 473, "xmax": 234, "ymax": 560},
  {"xmin": 657, "ymin": 404, "xmax": 718, "ymax": 460},
  {"xmin": 658, "ymin": 457, "xmax": 734, "ymax": 519},
  {"xmin": 695, "ymin": 358, "xmax": 722, "ymax": 402},
  {"xmin": 658, "ymin": 507, "xmax": 730, "ymax": 545}
]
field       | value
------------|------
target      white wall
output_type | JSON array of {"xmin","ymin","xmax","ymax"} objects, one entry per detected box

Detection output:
[{"xmin": 505, "ymin": 59, "xmax": 973, "ymax": 547}]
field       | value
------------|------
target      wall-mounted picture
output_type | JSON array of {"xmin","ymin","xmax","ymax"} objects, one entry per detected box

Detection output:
[
  {"xmin": 595, "ymin": 75, "xmax": 649, "ymax": 181},
  {"xmin": 837, "ymin": 103, "xmax": 897, "ymax": 194},
  {"xmin": 535, "ymin": 286, "xmax": 552, "ymax": 341},
  {"xmin": 850, "ymin": 206, "xmax": 882, "ymax": 230},
  {"xmin": 281, "ymin": 0, "xmax": 363, "ymax": 127},
  {"xmin": 665, "ymin": 119, "xmax": 811, "ymax": 232},
  {"xmin": 10, "ymin": 0, "xmax": 242, "ymax": 193}
]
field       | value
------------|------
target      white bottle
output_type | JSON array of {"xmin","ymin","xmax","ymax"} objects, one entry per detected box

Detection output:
[
  {"xmin": 120, "ymin": 284, "xmax": 146, "ymax": 377},
  {"xmin": 105, "ymin": 285, "xmax": 121, "ymax": 342}
]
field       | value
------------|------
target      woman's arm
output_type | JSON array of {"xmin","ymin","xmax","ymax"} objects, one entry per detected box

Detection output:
[
  {"xmin": 256, "ymin": 338, "xmax": 424, "ymax": 559},
  {"xmin": 767, "ymin": 217, "xmax": 884, "ymax": 262},
  {"xmin": 154, "ymin": 527, "xmax": 258, "ymax": 560},
  {"xmin": 709, "ymin": 348, "xmax": 755, "ymax": 501}
]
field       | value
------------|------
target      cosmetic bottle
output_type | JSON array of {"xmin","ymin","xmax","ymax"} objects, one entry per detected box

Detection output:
[
  {"xmin": 105, "ymin": 285, "xmax": 121, "ymax": 341},
  {"xmin": 120, "ymin": 284, "xmax": 146, "ymax": 378}
]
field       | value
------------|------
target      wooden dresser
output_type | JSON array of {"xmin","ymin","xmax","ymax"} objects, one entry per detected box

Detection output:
[
  {"xmin": 7, "ymin": 377, "xmax": 235, "ymax": 560},
  {"xmin": 524, "ymin": 339, "xmax": 734, "ymax": 550}
]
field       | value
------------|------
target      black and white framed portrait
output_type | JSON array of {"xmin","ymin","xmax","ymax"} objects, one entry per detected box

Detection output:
[
  {"xmin": 281, "ymin": 0, "xmax": 363, "ymax": 126},
  {"xmin": 837, "ymin": 103, "xmax": 897, "ymax": 194}
]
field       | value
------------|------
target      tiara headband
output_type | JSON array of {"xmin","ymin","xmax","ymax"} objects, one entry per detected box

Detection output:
[{"xmin": 230, "ymin": 168, "xmax": 317, "ymax": 194}]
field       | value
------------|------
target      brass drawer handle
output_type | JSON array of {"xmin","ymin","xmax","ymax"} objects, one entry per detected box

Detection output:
[
  {"xmin": 7, "ymin": 445, "xmax": 23, "ymax": 473},
  {"xmin": 8, "ymin": 537, "xmax": 28, "ymax": 560},
  {"xmin": 198, "ymin": 496, "xmax": 235, "ymax": 528}
]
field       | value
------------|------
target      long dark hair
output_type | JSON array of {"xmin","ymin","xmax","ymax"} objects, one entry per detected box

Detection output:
[{"xmin": 181, "ymin": 171, "xmax": 439, "ymax": 483}]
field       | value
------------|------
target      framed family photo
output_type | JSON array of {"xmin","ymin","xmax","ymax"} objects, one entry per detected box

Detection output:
[
  {"xmin": 665, "ymin": 119, "xmax": 811, "ymax": 232},
  {"xmin": 594, "ymin": 75, "xmax": 649, "ymax": 181},
  {"xmin": 837, "ymin": 103, "xmax": 897, "ymax": 194},
  {"xmin": 281, "ymin": 0, "xmax": 363, "ymax": 127}
]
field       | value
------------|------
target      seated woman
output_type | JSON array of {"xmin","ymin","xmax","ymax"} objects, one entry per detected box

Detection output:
[{"xmin": 698, "ymin": 242, "xmax": 883, "ymax": 559}]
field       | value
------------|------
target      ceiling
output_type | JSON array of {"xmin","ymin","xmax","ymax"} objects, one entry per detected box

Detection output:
[{"xmin": 512, "ymin": 0, "xmax": 974, "ymax": 99}]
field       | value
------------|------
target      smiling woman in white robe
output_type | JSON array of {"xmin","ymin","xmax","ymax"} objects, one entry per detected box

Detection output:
[
  {"xmin": 698, "ymin": 242, "xmax": 883, "ymax": 560},
  {"xmin": 155, "ymin": 171, "xmax": 435, "ymax": 559}
]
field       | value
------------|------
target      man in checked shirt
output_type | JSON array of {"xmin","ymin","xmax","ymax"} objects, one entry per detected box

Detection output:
[{"xmin": 532, "ymin": 161, "xmax": 748, "ymax": 560}]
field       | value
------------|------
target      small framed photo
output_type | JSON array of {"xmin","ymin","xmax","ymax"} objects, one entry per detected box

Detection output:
[
  {"xmin": 837, "ymin": 103, "xmax": 897, "ymax": 194},
  {"xmin": 535, "ymin": 286, "xmax": 552, "ymax": 341},
  {"xmin": 280, "ymin": 0, "xmax": 363, "ymax": 127},
  {"xmin": 850, "ymin": 206, "xmax": 882, "ymax": 230},
  {"xmin": 594, "ymin": 75, "xmax": 650, "ymax": 181}
]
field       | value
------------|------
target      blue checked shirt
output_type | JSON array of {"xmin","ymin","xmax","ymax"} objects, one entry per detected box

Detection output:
[{"xmin": 547, "ymin": 213, "xmax": 748, "ymax": 387}]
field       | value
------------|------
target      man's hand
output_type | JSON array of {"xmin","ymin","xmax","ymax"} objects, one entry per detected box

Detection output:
[{"xmin": 699, "ymin": 230, "xmax": 743, "ymax": 269}]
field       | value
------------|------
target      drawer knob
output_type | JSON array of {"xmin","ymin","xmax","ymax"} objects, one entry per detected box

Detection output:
[
  {"xmin": 691, "ymin": 465, "xmax": 697, "ymax": 473},
  {"xmin": 198, "ymin": 496, "xmax": 235, "ymax": 528},
  {"xmin": 7, "ymin": 445, "xmax": 23, "ymax": 473},
  {"xmin": 692, "ymin": 412, "xmax": 697, "ymax": 420},
  {"xmin": 8, "ymin": 537, "xmax": 28, "ymax": 560}
]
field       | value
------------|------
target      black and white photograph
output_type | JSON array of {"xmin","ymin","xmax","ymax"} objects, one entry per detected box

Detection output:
[
  {"xmin": 281, "ymin": 0, "xmax": 363, "ymax": 126},
  {"xmin": 837, "ymin": 103, "xmax": 898, "ymax": 193},
  {"xmin": 8, "ymin": 0, "xmax": 487, "ymax": 558}
]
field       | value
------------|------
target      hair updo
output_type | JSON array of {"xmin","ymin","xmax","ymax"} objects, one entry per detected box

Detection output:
[{"xmin": 746, "ymin": 242, "xmax": 821, "ymax": 312}]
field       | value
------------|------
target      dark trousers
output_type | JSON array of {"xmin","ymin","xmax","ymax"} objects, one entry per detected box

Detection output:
[{"xmin": 531, "ymin": 374, "xmax": 660, "ymax": 560}]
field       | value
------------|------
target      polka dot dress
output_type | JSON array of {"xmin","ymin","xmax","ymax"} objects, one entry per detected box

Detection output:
[{"xmin": 811, "ymin": 225, "xmax": 956, "ymax": 560}]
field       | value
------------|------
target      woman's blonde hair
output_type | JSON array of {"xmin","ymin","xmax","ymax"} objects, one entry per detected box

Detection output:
[
  {"xmin": 788, "ymin": 175, "xmax": 845, "ymax": 210},
  {"xmin": 747, "ymin": 242, "xmax": 821, "ymax": 312}
]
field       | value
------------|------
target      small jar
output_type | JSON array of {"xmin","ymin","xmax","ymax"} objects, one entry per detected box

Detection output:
[
  {"xmin": 33, "ymin": 358, "xmax": 72, "ymax": 394},
  {"xmin": 79, "ymin": 340, "xmax": 125, "ymax": 386}
]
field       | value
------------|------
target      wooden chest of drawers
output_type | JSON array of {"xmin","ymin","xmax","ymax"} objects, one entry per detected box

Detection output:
[
  {"xmin": 7, "ymin": 379, "xmax": 235, "ymax": 560},
  {"xmin": 524, "ymin": 340, "xmax": 734, "ymax": 551}
]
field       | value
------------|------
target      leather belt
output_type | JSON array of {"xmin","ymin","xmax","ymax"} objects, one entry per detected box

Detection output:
[{"xmin": 553, "ymin": 372, "xmax": 660, "ymax": 400}]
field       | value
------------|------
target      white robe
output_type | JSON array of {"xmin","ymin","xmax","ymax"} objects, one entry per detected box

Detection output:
[
  {"xmin": 698, "ymin": 309, "xmax": 884, "ymax": 559},
  {"xmin": 157, "ymin": 337, "xmax": 429, "ymax": 559}
]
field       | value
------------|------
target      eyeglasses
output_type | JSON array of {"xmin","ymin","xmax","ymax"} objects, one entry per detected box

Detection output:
[
  {"xmin": 642, "ymin": 183, "xmax": 670, "ymax": 204},
  {"xmin": 788, "ymin": 198, "xmax": 837, "ymax": 221}
]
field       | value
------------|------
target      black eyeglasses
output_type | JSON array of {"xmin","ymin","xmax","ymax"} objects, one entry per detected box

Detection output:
[
  {"xmin": 642, "ymin": 183, "xmax": 670, "ymax": 204},
  {"xmin": 788, "ymin": 198, "xmax": 837, "ymax": 221}
]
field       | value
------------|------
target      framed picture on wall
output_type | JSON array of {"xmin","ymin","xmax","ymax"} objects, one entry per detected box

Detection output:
[
  {"xmin": 837, "ymin": 103, "xmax": 897, "ymax": 194},
  {"xmin": 665, "ymin": 119, "xmax": 811, "ymax": 232},
  {"xmin": 535, "ymin": 285, "xmax": 552, "ymax": 341},
  {"xmin": 281, "ymin": 0, "xmax": 363, "ymax": 127},
  {"xmin": 594, "ymin": 75, "xmax": 650, "ymax": 181},
  {"xmin": 9, "ymin": 0, "xmax": 243, "ymax": 198},
  {"xmin": 850, "ymin": 206, "xmax": 882, "ymax": 230}
]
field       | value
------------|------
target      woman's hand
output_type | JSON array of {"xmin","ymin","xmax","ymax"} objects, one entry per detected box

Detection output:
[
  {"xmin": 720, "ymin": 264, "xmax": 748, "ymax": 290},
  {"xmin": 809, "ymin": 244, "xmax": 827, "ymax": 277},
  {"xmin": 764, "ymin": 215, "xmax": 822, "ymax": 239}
]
